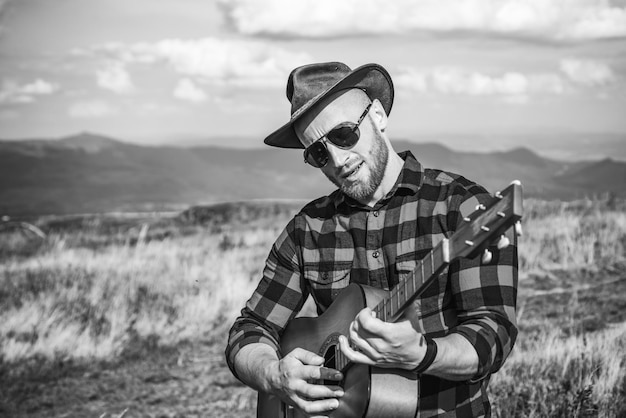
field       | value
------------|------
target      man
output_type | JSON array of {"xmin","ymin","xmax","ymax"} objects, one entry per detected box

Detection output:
[{"xmin": 225, "ymin": 62, "xmax": 518, "ymax": 417}]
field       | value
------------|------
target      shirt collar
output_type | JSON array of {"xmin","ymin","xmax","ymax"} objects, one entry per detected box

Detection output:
[{"xmin": 333, "ymin": 150, "xmax": 424, "ymax": 210}]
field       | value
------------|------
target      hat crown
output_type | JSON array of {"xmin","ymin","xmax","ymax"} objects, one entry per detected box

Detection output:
[
  {"xmin": 287, "ymin": 62, "xmax": 352, "ymax": 116},
  {"xmin": 264, "ymin": 62, "xmax": 394, "ymax": 149}
]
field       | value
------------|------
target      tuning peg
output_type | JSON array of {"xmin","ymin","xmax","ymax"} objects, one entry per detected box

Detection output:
[
  {"xmin": 475, "ymin": 204, "xmax": 486, "ymax": 211},
  {"xmin": 497, "ymin": 235, "xmax": 510, "ymax": 249},
  {"xmin": 494, "ymin": 191, "xmax": 503, "ymax": 199},
  {"xmin": 510, "ymin": 180, "xmax": 522, "ymax": 186},
  {"xmin": 482, "ymin": 249, "xmax": 493, "ymax": 264},
  {"xmin": 515, "ymin": 221, "xmax": 523, "ymax": 237}
]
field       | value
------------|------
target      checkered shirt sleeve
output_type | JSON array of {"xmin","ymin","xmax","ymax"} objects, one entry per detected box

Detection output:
[
  {"xmin": 225, "ymin": 218, "xmax": 308, "ymax": 378},
  {"xmin": 447, "ymin": 184, "xmax": 518, "ymax": 382}
]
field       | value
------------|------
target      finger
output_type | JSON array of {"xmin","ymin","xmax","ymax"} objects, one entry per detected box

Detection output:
[
  {"xmin": 289, "ymin": 347, "xmax": 325, "ymax": 366},
  {"xmin": 316, "ymin": 366, "xmax": 343, "ymax": 382},
  {"xmin": 354, "ymin": 308, "xmax": 386, "ymax": 336},
  {"xmin": 299, "ymin": 364, "xmax": 343, "ymax": 382},
  {"xmin": 350, "ymin": 318, "xmax": 385, "ymax": 355},
  {"xmin": 349, "ymin": 322, "xmax": 382, "ymax": 361},
  {"xmin": 296, "ymin": 380, "xmax": 344, "ymax": 400},
  {"xmin": 293, "ymin": 396, "xmax": 340, "ymax": 417},
  {"xmin": 325, "ymin": 384, "xmax": 344, "ymax": 393},
  {"xmin": 338, "ymin": 335, "xmax": 375, "ymax": 365}
]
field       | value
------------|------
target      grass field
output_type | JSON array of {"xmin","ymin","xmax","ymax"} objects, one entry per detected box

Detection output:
[{"xmin": 0, "ymin": 198, "xmax": 625, "ymax": 417}]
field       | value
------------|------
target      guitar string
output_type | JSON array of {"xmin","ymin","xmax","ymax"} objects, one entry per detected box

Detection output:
[
  {"xmin": 323, "ymin": 249, "xmax": 441, "ymax": 370},
  {"xmin": 323, "ymin": 261, "xmax": 421, "ymax": 371},
  {"xmin": 324, "ymin": 241, "xmax": 481, "ymax": 371}
]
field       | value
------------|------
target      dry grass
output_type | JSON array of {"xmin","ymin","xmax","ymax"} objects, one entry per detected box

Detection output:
[
  {"xmin": 520, "ymin": 199, "xmax": 626, "ymax": 273},
  {"xmin": 491, "ymin": 312, "xmax": 626, "ymax": 417},
  {"xmin": 0, "ymin": 228, "xmax": 282, "ymax": 364},
  {"xmin": 1, "ymin": 197, "xmax": 625, "ymax": 416}
]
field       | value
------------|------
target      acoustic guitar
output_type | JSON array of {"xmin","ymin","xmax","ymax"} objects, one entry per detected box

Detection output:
[{"xmin": 257, "ymin": 181, "xmax": 523, "ymax": 418}]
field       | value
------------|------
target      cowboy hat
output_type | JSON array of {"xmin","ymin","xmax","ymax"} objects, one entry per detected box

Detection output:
[{"xmin": 263, "ymin": 62, "xmax": 394, "ymax": 149}]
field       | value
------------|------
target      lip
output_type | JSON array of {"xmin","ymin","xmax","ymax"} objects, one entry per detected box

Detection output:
[{"xmin": 339, "ymin": 161, "xmax": 364, "ymax": 179}]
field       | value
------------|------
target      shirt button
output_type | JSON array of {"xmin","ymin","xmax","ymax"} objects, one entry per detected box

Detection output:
[
  {"xmin": 373, "ymin": 211, "xmax": 379, "ymax": 217},
  {"xmin": 372, "ymin": 251, "xmax": 380, "ymax": 258}
]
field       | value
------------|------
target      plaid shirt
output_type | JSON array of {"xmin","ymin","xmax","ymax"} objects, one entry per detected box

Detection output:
[{"xmin": 226, "ymin": 151, "xmax": 518, "ymax": 417}]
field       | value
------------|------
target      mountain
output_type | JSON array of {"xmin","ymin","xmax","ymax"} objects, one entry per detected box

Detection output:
[
  {"xmin": 554, "ymin": 158, "xmax": 626, "ymax": 194},
  {"xmin": 1, "ymin": 133, "xmax": 624, "ymax": 216},
  {"xmin": 57, "ymin": 132, "xmax": 120, "ymax": 153}
]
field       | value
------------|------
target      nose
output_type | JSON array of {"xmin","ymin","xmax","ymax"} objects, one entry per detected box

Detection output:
[{"xmin": 324, "ymin": 140, "xmax": 350, "ymax": 167}]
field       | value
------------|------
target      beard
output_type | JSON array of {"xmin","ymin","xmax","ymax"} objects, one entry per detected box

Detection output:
[{"xmin": 327, "ymin": 128, "xmax": 389, "ymax": 202}]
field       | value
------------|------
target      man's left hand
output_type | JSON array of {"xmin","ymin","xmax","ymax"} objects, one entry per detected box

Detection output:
[{"xmin": 337, "ymin": 307, "xmax": 426, "ymax": 370}]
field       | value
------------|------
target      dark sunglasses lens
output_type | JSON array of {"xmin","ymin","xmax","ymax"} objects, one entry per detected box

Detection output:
[
  {"xmin": 327, "ymin": 125, "xmax": 360, "ymax": 148},
  {"xmin": 305, "ymin": 142, "xmax": 329, "ymax": 168}
]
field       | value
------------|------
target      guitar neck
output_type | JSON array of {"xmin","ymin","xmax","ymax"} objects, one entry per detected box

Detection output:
[
  {"xmin": 371, "ymin": 181, "xmax": 523, "ymax": 323},
  {"xmin": 373, "ymin": 239, "xmax": 450, "ymax": 323},
  {"xmin": 334, "ymin": 240, "xmax": 451, "ymax": 371}
]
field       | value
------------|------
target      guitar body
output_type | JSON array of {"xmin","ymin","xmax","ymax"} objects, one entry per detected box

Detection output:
[{"xmin": 257, "ymin": 283, "xmax": 419, "ymax": 418}]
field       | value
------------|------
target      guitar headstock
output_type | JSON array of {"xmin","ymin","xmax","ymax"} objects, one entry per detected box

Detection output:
[{"xmin": 448, "ymin": 180, "xmax": 523, "ymax": 262}]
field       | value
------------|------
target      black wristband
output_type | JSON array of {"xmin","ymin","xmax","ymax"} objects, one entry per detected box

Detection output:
[{"xmin": 412, "ymin": 336, "xmax": 437, "ymax": 374}]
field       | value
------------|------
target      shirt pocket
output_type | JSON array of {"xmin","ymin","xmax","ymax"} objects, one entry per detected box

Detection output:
[
  {"xmin": 303, "ymin": 261, "xmax": 353, "ymax": 310},
  {"xmin": 395, "ymin": 255, "xmax": 447, "ymax": 319}
]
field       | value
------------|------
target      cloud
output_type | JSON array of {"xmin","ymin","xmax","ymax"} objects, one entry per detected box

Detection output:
[
  {"xmin": 68, "ymin": 100, "xmax": 115, "ymax": 118},
  {"xmin": 173, "ymin": 78, "xmax": 207, "ymax": 103},
  {"xmin": 219, "ymin": 0, "xmax": 626, "ymax": 41},
  {"xmin": 395, "ymin": 59, "xmax": 618, "ymax": 103},
  {"xmin": 87, "ymin": 38, "xmax": 312, "ymax": 88},
  {"xmin": 395, "ymin": 66, "xmax": 566, "ymax": 100},
  {"xmin": 431, "ymin": 70, "xmax": 530, "ymax": 95},
  {"xmin": 0, "ymin": 79, "xmax": 60, "ymax": 104},
  {"xmin": 559, "ymin": 58, "xmax": 615, "ymax": 86},
  {"xmin": 96, "ymin": 61, "xmax": 134, "ymax": 94}
]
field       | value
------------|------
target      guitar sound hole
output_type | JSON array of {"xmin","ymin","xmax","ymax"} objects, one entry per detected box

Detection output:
[{"xmin": 323, "ymin": 346, "xmax": 337, "ymax": 386}]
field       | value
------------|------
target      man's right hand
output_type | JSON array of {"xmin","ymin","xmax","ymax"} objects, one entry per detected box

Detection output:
[{"xmin": 265, "ymin": 347, "xmax": 344, "ymax": 416}]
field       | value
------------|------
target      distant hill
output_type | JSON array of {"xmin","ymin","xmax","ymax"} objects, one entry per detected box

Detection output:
[{"xmin": 1, "ymin": 133, "xmax": 625, "ymax": 216}]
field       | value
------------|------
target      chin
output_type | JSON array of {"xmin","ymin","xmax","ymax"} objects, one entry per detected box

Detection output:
[{"xmin": 342, "ymin": 182, "xmax": 376, "ymax": 201}]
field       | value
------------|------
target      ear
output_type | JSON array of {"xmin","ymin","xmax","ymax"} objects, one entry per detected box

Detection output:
[{"xmin": 369, "ymin": 99, "xmax": 388, "ymax": 132}]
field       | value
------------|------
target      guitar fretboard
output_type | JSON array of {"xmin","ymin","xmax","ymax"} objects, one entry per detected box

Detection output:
[
  {"xmin": 376, "ymin": 240, "xmax": 450, "ymax": 323},
  {"xmin": 335, "ymin": 239, "xmax": 451, "ymax": 371}
]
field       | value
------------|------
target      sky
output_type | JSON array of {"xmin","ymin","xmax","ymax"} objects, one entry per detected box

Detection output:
[{"xmin": 0, "ymin": 0, "xmax": 625, "ymax": 151}]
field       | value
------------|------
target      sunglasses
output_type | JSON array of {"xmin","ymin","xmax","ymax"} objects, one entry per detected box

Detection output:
[{"xmin": 303, "ymin": 103, "xmax": 372, "ymax": 168}]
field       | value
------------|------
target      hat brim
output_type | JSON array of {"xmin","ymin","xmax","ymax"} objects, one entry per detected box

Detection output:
[{"xmin": 263, "ymin": 63, "xmax": 394, "ymax": 149}]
